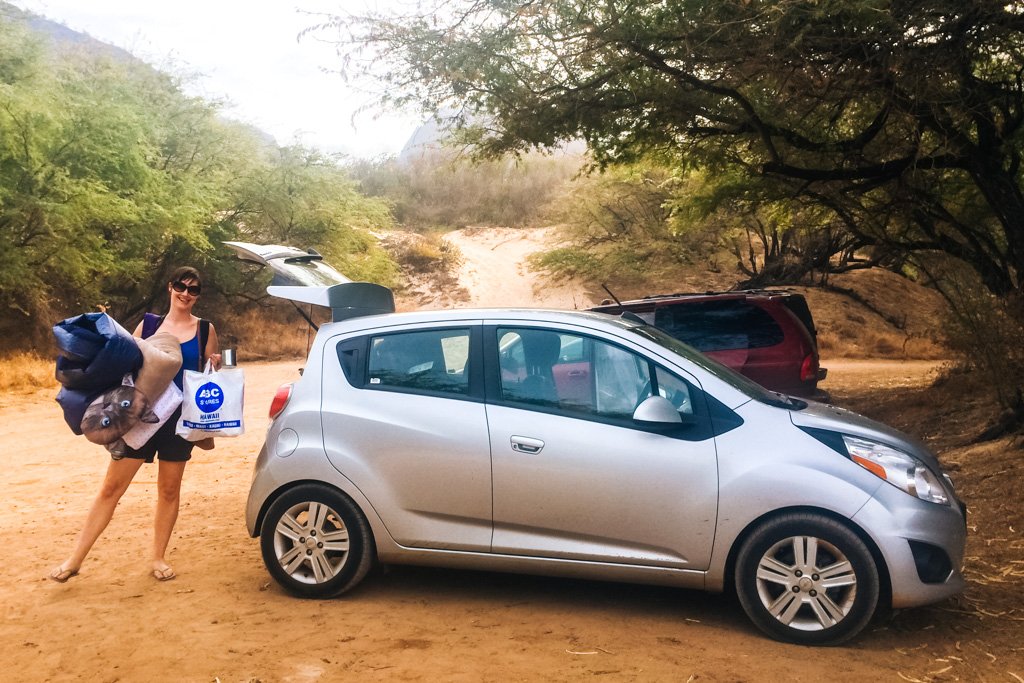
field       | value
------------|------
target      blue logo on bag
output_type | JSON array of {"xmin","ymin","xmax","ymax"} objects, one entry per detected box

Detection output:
[{"xmin": 196, "ymin": 382, "xmax": 224, "ymax": 413}]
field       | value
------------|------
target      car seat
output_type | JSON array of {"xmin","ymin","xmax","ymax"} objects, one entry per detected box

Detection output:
[{"xmin": 515, "ymin": 329, "xmax": 562, "ymax": 406}]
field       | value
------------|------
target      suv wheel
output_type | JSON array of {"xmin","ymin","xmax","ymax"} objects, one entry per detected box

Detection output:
[
  {"xmin": 260, "ymin": 484, "xmax": 374, "ymax": 598},
  {"xmin": 734, "ymin": 513, "xmax": 879, "ymax": 645}
]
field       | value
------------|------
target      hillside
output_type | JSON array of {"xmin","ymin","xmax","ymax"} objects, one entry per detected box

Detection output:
[{"xmin": 1, "ymin": 1, "xmax": 137, "ymax": 62}]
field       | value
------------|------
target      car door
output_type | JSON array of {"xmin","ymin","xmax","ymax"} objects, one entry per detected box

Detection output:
[
  {"xmin": 321, "ymin": 324, "xmax": 493, "ymax": 551},
  {"xmin": 484, "ymin": 323, "xmax": 719, "ymax": 570}
]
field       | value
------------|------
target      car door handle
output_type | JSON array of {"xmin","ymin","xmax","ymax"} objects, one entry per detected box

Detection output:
[{"xmin": 510, "ymin": 435, "xmax": 545, "ymax": 454}]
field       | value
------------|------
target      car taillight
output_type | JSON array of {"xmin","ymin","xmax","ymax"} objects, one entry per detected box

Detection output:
[
  {"xmin": 800, "ymin": 353, "xmax": 819, "ymax": 382},
  {"xmin": 269, "ymin": 383, "xmax": 293, "ymax": 420}
]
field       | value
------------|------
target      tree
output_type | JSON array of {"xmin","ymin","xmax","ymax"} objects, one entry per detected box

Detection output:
[
  {"xmin": 0, "ymin": 13, "xmax": 398, "ymax": 346},
  {"xmin": 218, "ymin": 144, "xmax": 398, "ymax": 290},
  {"xmin": 325, "ymin": 0, "xmax": 1024, "ymax": 299}
]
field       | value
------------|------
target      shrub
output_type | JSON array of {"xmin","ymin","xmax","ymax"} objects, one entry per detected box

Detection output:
[
  {"xmin": 936, "ymin": 265, "xmax": 1024, "ymax": 432},
  {"xmin": 0, "ymin": 353, "xmax": 58, "ymax": 393}
]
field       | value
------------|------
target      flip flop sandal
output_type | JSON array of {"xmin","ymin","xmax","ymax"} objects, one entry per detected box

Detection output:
[
  {"xmin": 49, "ymin": 567, "xmax": 79, "ymax": 583},
  {"xmin": 152, "ymin": 567, "xmax": 176, "ymax": 582}
]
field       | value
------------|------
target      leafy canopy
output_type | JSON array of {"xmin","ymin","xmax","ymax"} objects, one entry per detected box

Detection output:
[
  {"xmin": 325, "ymin": 0, "xmax": 1024, "ymax": 296},
  {"xmin": 0, "ymin": 14, "xmax": 396, "ymax": 346}
]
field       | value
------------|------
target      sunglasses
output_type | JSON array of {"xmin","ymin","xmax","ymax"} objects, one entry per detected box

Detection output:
[{"xmin": 171, "ymin": 281, "xmax": 202, "ymax": 296}]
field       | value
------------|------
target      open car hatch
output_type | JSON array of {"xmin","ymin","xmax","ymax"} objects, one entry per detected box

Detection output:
[{"xmin": 224, "ymin": 241, "xmax": 395, "ymax": 322}]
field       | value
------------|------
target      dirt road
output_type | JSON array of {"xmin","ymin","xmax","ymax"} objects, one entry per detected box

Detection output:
[{"xmin": 444, "ymin": 227, "xmax": 596, "ymax": 309}]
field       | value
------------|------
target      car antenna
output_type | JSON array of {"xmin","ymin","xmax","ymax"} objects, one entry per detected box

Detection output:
[
  {"xmin": 601, "ymin": 283, "xmax": 623, "ymax": 307},
  {"xmin": 601, "ymin": 283, "xmax": 644, "ymax": 323}
]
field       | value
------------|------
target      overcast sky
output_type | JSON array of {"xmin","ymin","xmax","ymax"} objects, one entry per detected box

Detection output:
[{"xmin": 9, "ymin": 0, "xmax": 424, "ymax": 158}]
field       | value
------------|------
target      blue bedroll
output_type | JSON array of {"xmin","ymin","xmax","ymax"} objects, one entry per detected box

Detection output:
[
  {"xmin": 53, "ymin": 312, "xmax": 142, "ymax": 391},
  {"xmin": 55, "ymin": 385, "xmax": 105, "ymax": 436}
]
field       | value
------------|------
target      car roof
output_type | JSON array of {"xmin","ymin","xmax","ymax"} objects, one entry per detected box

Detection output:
[{"xmin": 319, "ymin": 307, "xmax": 641, "ymax": 335}]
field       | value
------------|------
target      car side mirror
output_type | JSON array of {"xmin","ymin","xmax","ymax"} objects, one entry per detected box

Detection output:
[{"xmin": 633, "ymin": 396, "xmax": 684, "ymax": 426}]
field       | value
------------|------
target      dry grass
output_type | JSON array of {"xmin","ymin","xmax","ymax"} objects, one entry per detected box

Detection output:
[
  {"xmin": 381, "ymin": 230, "xmax": 463, "ymax": 275},
  {"xmin": 796, "ymin": 269, "xmax": 951, "ymax": 361},
  {"xmin": 378, "ymin": 230, "xmax": 470, "ymax": 310},
  {"xmin": 0, "ymin": 352, "xmax": 58, "ymax": 394},
  {"xmin": 818, "ymin": 329, "xmax": 947, "ymax": 360},
  {"xmin": 215, "ymin": 307, "xmax": 317, "ymax": 362}
]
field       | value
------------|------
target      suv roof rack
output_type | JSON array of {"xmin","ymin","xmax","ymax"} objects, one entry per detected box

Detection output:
[{"xmin": 635, "ymin": 288, "xmax": 797, "ymax": 301}]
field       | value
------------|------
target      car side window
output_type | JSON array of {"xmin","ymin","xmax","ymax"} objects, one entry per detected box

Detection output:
[
  {"xmin": 497, "ymin": 327, "xmax": 653, "ymax": 419},
  {"xmin": 367, "ymin": 328, "xmax": 471, "ymax": 396},
  {"xmin": 654, "ymin": 301, "xmax": 784, "ymax": 351}
]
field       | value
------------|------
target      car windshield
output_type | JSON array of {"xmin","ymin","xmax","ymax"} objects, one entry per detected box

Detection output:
[{"xmin": 628, "ymin": 324, "xmax": 803, "ymax": 409}]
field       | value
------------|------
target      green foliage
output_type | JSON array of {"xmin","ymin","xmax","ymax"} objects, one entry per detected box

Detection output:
[
  {"xmin": 668, "ymin": 169, "xmax": 880, "ymax": 286},
  {"xmin": 219, "ymin": 144, "xmax": 398, "ymax": 289},
  {"xmin": 532, "ymin": 162, "xmax": 689, "ymax": 282},
  {"xmin": 0, "ymin": 14, "xmax": 398, "ymax": 347}
]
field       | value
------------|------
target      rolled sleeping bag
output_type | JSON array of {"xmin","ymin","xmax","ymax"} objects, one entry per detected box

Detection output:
[
  {"xmin": 79, "ymin": 332, "xmax": 183, "ymax": 447},
  {"xmin": 53, "ymin": 312, "xmax": 142, "ymax": 391},
  {"xmin": 134, "ymin": 331, "xmax": 182, "ymax": 401}
]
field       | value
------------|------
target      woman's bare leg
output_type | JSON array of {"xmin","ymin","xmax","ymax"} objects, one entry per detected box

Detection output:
[
  {"xmin": 152, "ymin": 459, "xmax": 187, "ymax": 578},
  {"xmin": 51, "ymin": 457, "xmax": 146, "ymax": 579}
]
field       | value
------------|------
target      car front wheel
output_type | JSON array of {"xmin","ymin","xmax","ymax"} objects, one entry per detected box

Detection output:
[
  {"xmin": 734, "ymin": 513, "xmax": 880, "ymax": 645},
  {"xmin": 260, "ymin": 484, "xmax": 374, "ymax": 598}
]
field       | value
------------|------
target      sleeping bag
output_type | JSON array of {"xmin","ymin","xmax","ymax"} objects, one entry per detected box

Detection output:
[
  {"xmin": 79, "ymin": 331, "xmax": 183, "ymax": 456},
  {"xmin": 54, "ymin": 313, "xmax": 142, "ymax": 391}
]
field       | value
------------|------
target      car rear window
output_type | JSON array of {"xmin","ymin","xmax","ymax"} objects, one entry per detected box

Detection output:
[{"xmin": 653, "ymin": 301, "xmax": 784, "ymax": 351}]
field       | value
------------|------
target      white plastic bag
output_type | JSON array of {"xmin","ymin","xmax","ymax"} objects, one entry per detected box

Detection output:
[{"xmin": 176, "ymin": 360, "xmax": 245, "ymax": 440}]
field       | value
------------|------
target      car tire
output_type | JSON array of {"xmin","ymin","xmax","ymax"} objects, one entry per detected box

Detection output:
[
  {"xmin": 734, "ymin": 512, "xmax": 880, "ymax": 645},
  {"xmin": 260, "ymin": 483, "xmax": 375, "ymax": 598}
]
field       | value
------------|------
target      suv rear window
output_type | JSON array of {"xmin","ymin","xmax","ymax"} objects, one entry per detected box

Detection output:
[
  {"xmin": 781, "ymin": 296, "xmax": 817, "ymax": 345},
  {"xmin": 654, "ymin": 301, "xmax": 784, "ymax": 351}
]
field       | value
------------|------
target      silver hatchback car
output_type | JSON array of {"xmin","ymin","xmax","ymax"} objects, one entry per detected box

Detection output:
[{"xmin": 235, "ymin": 245, "xmax": 966, "ymax": 646}]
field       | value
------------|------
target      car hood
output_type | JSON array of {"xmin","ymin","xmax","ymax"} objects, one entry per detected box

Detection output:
[{"xmin": 789, "ymin": 400, "xmax": 942, "ymax": 471}]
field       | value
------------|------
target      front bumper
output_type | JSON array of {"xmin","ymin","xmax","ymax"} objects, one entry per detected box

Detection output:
[{"xmin": 852, "ymin": 480, "xmax": 967, "ymax": 608}]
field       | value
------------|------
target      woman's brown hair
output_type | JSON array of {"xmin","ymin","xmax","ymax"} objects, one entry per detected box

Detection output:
[{"xmin": 169, "ymin": 266, "xmax": 201, "ymax": 285}]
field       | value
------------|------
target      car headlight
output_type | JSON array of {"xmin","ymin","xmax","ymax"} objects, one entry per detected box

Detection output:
[{"xmin": 842, "ymin": 435, "xmax": 949, "ymax": 505}]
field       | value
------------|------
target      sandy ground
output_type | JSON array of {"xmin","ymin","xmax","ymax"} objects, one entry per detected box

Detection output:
[
  {"xmin": 3, "ymin": 230, "xmax": 1022, "ymax": 681},
  {"xmin": 0, "ymin": 360, "xmax": 1011, "ymax": 683}
]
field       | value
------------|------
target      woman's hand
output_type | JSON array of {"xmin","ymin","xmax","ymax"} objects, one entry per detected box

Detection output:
[{"xmin": 208, "ymin": 353, "xmax": 222, "ymax": 370}]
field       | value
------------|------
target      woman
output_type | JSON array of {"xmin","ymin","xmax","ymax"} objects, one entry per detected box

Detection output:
[{"xmin": 49, "ymin": 267, "xmax": 220, "ymax": 583}]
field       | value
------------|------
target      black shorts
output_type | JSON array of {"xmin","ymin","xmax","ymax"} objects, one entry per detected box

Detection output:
[{"xmin": 122, "ymin": 405, "xmax": 194, "ymax": 463}]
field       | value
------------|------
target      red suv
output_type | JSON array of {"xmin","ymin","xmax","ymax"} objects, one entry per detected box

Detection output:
[{"xmin": 591, "ymin": 290, "xmax": 828, "ymax": 400}]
